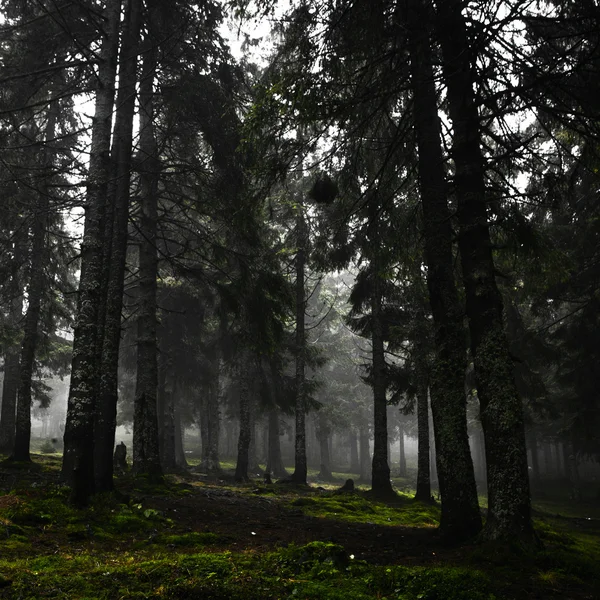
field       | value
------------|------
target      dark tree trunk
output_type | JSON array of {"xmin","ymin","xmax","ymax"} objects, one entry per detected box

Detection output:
[
  {"xmin": 266, "ymin": 408, "xmax": 288, "ymax": 478},
  {"xmin": 12, "ymin": 100, "xmax": 58, "ymax": 462},
  {"xmin": 0, "ymin": 257, "xmax": 24, "ymax": 453},
  {"xmin": 292, "ymin": 209, "xmax": 308, "ymax": 484},
  {"xmin": 434, "ymin": 0, "xmax": 535, "ymax": 544},
  {"xmin": 316, "ymin": 412, "xmax": 334, "ymax": 481},
  {"xmin": 62, "ymin": 0, "xmax": 121, "ymax": 502},
  {"xmin": 405, "ymin": 0, "xmax": 482, "ymax": 540},
  {"xmin": 370, "ymin": 279, "xmax": 393, "ymax": 495},
  {"xmin": 235, "ymin": 350, "xmax": 252, "ymax": 482},
  {"xmin": 93, "ymin": 0, "xmax": 142, "ymax": 495},
  {"xmin": 349, "ymin": 431, "xmax": 360, "ymax": 473},
  {"xmin": 415, "ymin": 381, "xmax": 431, "ymax": 501},
  {"xmin": 132, "ymin": 26, "xmax": 162, "ymax": 481}
]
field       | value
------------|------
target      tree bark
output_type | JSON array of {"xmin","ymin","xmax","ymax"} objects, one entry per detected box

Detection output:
[
  {"xmin": 132, "ymin": 18, "xmax": 162, "ymax": 481},
  {"xmin": 0, "ymin": 247, "xmax": 24, "ymax": 454},
  {"xmin": 434, "ymin": 0, "xmax": 535, "ymax": 543},
  {"xmin": 406, "ymin": 0, "xmax": 481, "ymax": 539},
  {"xmin": 12, "ymin": 99, "xmax": 58, "ymax": 462},
  {"xmin": 370, "ymin": 277, "xmax": 393, "ymax": 495},
  {"xmin": 62, "ymin": 0, "xmax": 121, "ymax": 504},
  {"xmin": 235, "ymin": 350, "xmax": 252, "ymax": 482},
  {"xmin": 205, "ymin": 353, "xmax": 221, "ymax": 473},
  {"xmin": 415, "ymin": 382, "xmax": 431, "ymax": 501},
  {"xmin": 292, "ymin": 208, "xmax": 308, "ymax": 484}
]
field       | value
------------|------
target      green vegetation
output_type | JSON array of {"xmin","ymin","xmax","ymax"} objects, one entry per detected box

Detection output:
[{"xmin": 0, "ymin": 454, "xmax": 598, "ymax": 599}]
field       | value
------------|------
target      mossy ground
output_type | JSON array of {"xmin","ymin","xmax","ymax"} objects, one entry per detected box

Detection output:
[{"xmin": 0, "ymin": 454, "xmax": 598, "ymax": 599}]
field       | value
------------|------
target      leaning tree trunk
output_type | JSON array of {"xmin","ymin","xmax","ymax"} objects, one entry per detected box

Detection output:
[
  {"xmin": 235, "ymin": 349, "xmax": 252, "ymax": 482},
  {"xmin": 370, "ymin": 277, "xmax": 394, "ymax": 495},
  {"xmin": 132, "ymin": 25, "xmax": 162, "ymax": 481},
  {"xmin": 12, "ymin": 100, "xmax": 58, "ymax": 462},
  {"xmin": 291, "ymin": 208, "xmax": 308, "ymax": 484},
  {"xmin": 406, "ymin": 0, "xmax": 482, "ymax": 539},
  {"xmin": 434, "ymin": 0, "xmax": 534, "ymax": 544},
  {"xmin": 62, "ymin": 0, "xmax": 121, "ymax": 504}
]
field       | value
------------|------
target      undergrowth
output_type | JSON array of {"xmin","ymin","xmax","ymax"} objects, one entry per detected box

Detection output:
[{"xmin": 0, "ymin": 454, "xmax": 598, "ymax": 599}]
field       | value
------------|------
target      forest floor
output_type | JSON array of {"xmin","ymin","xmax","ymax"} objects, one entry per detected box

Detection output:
[{"xmin": 0, "ymin": 454, "xmax": 599, "ymax": 599}]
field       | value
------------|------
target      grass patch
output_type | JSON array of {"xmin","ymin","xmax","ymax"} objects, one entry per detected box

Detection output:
[{"xmin": 289, "ymin": 492, "xmax": 440, "ymax": 528}]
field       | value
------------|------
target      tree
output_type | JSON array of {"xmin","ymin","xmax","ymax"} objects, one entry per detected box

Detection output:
[{"xmin": 433, "ymin": 0, "xmax": 535, "ymax": 543}]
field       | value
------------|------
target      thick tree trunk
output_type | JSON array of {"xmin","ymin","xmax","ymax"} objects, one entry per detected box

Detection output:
[
  {"xmin": 292, "ymin": 209, "xmax": 308, "ymax": 484},
  {"xmin": 235, "ymin": 350, "xmax": 252, "ymax": 482},
  {"xmin": 12, "ymin": 100, "xmax": 58, "ymax": 462},
  {"xmin": 62, "ymin": 0, "xmax": 121, "ymax": 503},
  {"xmin": 266, "ymin": 408, "xmax": 288, "ymax": 478},
  {"xmin": 316, "ymin": 412, "xmax": 334, "ymax": 481},
  {"xmin": 434, "ymin": 0, "xmax": 534, "ymax": 543},
  {"xmin": 406, "ymin": 0, "xmax": 482, "ymax": 539},
  {"xmin": 132, "ymin": 26, "xmax": 162, "ymax": 481},
  {"xmin": 0, "ymin": 266, "xmax": 24, "ymax": 453},
  {"xmin": 563, "ymin": 439, "xmax": 582, "ymax": 501},
  {"xmin": 415, "ymin": 382, "xmax": 431, "ymax": 501},
  {"xmin": 370, "ymin": 280, "xmax": 393, "ymax": 495}
]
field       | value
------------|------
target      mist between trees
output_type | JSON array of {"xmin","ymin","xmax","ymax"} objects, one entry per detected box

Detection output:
[{"xmin": 0, "ymin": 0, "xmax": 599, "ymax": 547}]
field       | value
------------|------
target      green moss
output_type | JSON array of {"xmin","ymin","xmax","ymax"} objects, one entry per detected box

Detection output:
[
  {"xmin": 160, "ymin": 531, "xmax": 221, "ymax": 546},
  {"xmin": 289, "ymin": 493, "xmax": 440, "ymax": 527}
]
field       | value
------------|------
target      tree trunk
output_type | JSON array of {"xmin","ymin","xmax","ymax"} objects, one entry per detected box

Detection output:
[
  {"xmin": 0, "ymin": 258, "xmax": 24, "ymax": 453},
  {"xmin": 62, "ymin": 0, "xmax": 121, "ymax": 503},
  {"xmin": 266, "ymin": 408, "xmax": 288, "ymax": 478},
  {"xmin": 415, "ymin": 382, "xmax": 431, "ymax": 501},
  {"xmin": 93, "ymin": 0, "xmax": 142, "ymax": 496},
  {"xmin": 316, "ymin": 412, "xmax": 334, "ymax": 481},
  {"xmin": 370, "ymin": 278, "xmax": 393, "ymax": 495},
  {"xmin": 434, "ymin": 0, "xmax": 535, "ymax": 544},
  {"xmin": 292, "ymin": 208, "xmax": 308, "ymax": 484},
  {"xmin": 406, "ymin": 0, "xmax": 482, "ymax": 539},
  {"xmin": 12, "ymin": 100, "xmax": 58, "ymax": 462},
  {"xmin": 132, "ymin": 25, "xmax": 162, "ymax": 481},
  {"xmin": 235, "ymin": 350, "xmax": 252, "ymax": 482}
]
